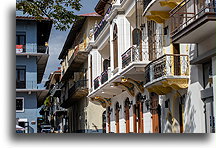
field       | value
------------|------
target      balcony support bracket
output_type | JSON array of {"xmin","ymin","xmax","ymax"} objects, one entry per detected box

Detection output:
[{"xmin": 113, "ymin": 82, "xmax": 135, "ymax": 97}]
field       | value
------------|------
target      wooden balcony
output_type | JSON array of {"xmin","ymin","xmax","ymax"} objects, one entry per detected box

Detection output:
[
  {"xmin": 170, "ymin": 0, "xmax": 216, "ymax": 43},
  {"xmin": 144, "ymin": 54, "xmax": 189, "ymax": 95},
  {"xmin": 68, "ymin": 80, "xmax": 88, "ymax": 99}
]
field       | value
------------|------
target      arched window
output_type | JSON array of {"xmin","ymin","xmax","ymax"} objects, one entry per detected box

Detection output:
[
  {"xmin": 113, "ymin": 24, "xmax": 118, "ymax": 69},
  {"xmin": 103, "ymin": 59, "xmax": 110, "ymax": 71},
  {"xmin": 115, "ymin": 101, "xmax": 120, "ymax": 133},
  {"xmin": 124, "ymin": 98, "xmax": 130, "ymax": 133}
]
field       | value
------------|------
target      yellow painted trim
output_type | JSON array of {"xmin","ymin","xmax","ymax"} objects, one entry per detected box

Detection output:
[
  {"xmin": 159, "ymin": 1, "xmax": 179, "ymax": 9},
  {"xmin": 150, "ymin": 11, "xmax": 170, "ymax": 19},
  {"xmin": 146, "ymin": 15, "xmax": 165, "ymax": 24},
  {"xmin": 122, "ymin": 78, "xmax": 145, "ymax": 93},
  {"xmin": 113, "ymin": 82, "xmax": 135, "ymax": 97}
]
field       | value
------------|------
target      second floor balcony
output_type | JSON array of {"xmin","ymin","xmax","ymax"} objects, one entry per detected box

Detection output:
[
  {"xmin": 16, "ymin": 44, "xmax": 49, "ymax": 54},
  {"xmin": 170, "ymin": 0, "xmax": 216, "ymax": 43},
  {"xmin": 68, "ymin": 79, "xmax": 88, "ymax": 99},
  {"xmin": 93, "ymin": 69, "xmax": 110, "ymax": 90},
  {"xmin": 16, "ymin": 80, "xmax": 38, "ymax": 90},
  {"xmin": 121, "ymin": 45, "xmax": 149, "ymax": 69},
  {"xmin": 144, "ymin": 54, "xmax": 190, "ymax": 95},
  {"xmin": 94, "ymin": 5, "xmax": 112, "ymax": 41}
]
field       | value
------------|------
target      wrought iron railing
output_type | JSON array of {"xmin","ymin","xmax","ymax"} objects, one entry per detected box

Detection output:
[
  {"xmin": 68, "ymin": 80, "xmax": 88, "ymax": 97},
  {"xmin": 94, "ymin": 5, "xmax": 112, "ymax": 40},
  {"xmin": 16, "ymin": 44, "xmax": 49, "ymax": 54},
  {"xmin": 94, "ymin": 76, "xmax": 100, "ymax": 90},
  {"xmin": 121, "ymin": 46, "xmax": 149, "ymax": 69},
  {"xmin": 170, "ymin": 0, "xmax": 216, "ymax": 36},
  {"xmin": 16, "ymin": 81, "xmax": 38, "ymax": 89},
  {"xmin": 144, "ymin": 54, "xmax": 189, "ymax": 84},
  {"xmin": 101, "ymin": 70, "xmax": 108, "ymax": 84}
]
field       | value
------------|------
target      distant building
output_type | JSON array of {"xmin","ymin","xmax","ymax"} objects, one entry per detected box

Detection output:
[
  {"xmin": 39, "ymin": 68, "xmax": 68, "ymax": 133},
  {"xmin": 58, "ymin": 13, "xmax": 105, "ymax": 133},
  {"xmin": 16, "ymin": 8, "xmax": 52, "ymax": 133}
]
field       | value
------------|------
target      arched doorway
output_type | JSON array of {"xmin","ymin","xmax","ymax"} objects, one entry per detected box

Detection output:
[
  {"xmin": 124, "ymin": 98, "xmax": 130, "ymax": 133},
  {"xmin": 115, "ymin": 102, "xmax": 120, "ymax": 133}
]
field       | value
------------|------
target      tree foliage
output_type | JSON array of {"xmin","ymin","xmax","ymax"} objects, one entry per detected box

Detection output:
[{"xmin": 16, "ymin": 0, "xmax": 82, "ymax": 31}]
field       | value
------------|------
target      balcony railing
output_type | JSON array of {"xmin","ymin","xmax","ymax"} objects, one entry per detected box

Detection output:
[
  {"xmin": 16, "ymin": 81, "xmax": 38, "ymax": 89},
  {"xmin": 121, "ymin": 46, "xmax": 149, "ymax": 69},
  {"xmin": 101, "ymin": 70, "xmax": 108, "ymax": 84},
  {"xmin": 94, "ymin": 5, "xmax": 112, "ymax": 40},
  {"xmin": 145, "ymin": 54, "xmax": 189, "ymax": 84},
  {"xmin": 50, "ymin": 83, "xmax": 63, "ymax": 97},
  {"xmin": 16, "ymin": 44, "xmax": 49, "ymax": 54},
  {"xmin": 170, "ymin": 0, "xmax": 216, "ymax": 36},
  {"xmin": 68, "ymin": 80, "xmax": 88, "ymax": 97},
  {"xmin": 94, "ymin": 76, "xmax": 100, "ymax": 90}
]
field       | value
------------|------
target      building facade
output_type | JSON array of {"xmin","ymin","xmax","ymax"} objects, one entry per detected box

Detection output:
[
  {"xmin": 87, "ymin": 0, "xmax": 216, "ymax": 133},
  {"xmin": 16, "ymin": 9, "xmax": 52, "ymax": 133},
  {"xmin": 58, "ymin": 13, "xmax": 105, "ymax": 133}
]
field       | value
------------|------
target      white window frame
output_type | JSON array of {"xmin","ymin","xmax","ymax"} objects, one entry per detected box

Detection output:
[{"xmin": 16, "ymin": 97, "xmax": 24, "ymax": 112}]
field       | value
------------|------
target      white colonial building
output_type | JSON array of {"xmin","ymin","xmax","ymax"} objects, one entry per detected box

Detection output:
[{"xmin": 87, "ymin": 0, "xmax": 216, "ymax": 133}]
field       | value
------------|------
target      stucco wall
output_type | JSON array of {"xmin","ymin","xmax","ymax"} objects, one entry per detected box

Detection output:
[
  {"xmin": 16, "ymin": 92, "xmax": 38, "ymax": 133},
  {"xmin": 16, "ymin": 21, "xmax": 37, "ymax": 52},
  {"xmin": 16, "ymin": 56, "xmax": 37, "ymax": 89}
]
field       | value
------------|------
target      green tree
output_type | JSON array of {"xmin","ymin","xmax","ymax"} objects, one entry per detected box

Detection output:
[{"xmin": 16, "ymin": 0, "xmax": 82, "ymax": 31}]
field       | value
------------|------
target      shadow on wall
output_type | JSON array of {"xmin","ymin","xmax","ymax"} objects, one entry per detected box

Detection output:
[{"xmin": 184, "ymin": 91, "xmax": 196, "ymax": 133}]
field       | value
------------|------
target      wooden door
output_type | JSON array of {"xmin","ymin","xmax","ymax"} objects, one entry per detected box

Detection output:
[
  {"xmin": 179, "ymin": 104, "xmax": 184, "ymax": 133},
  {"xmin": 139, "ymin": 102, "xmax": 144, "ymax": 133},
  {"xmin": 173, "ymin": 44, "xmax": 180, "ymax": 75},
  {"xmin": 133, "ymin": 105, "xmax": 137, "ymax": 133},
  {"xmin": 125, "ymin": 105, "xmax": 130, "ymax": 133},
  {"xmin": 113, "ymin": 24, "xmax": 118, "ymax": 69},
  {"xmin": 115, "ymin": 108, "xmax": 120, "ymax": 133},
  {"xmin": 151, "ymin": 93, "xmax": 160, "ymax": 133}
]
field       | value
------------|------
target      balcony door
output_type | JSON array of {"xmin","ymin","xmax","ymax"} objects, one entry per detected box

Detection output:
[
  {"xmin": 113, "ymin": 24, "xmax": 118, "ymax": 69},
  {"xmin": 147, "ymin": 21, "xmax": 157, "ymax": 61},
  {"xmin": 16, "ymin": 66, "xmax": 26, "ymax": 89},
  {"xmin": 173, "ymin": 44, "xmax": 181, "ymax": 75}
]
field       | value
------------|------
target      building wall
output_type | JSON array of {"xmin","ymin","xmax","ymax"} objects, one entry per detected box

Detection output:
[
  {"xmin": 16, "ymin": 56, "xmax": 37, "ymax": 89},
  {"xmin": 16, "ymin": 92, "xmax": 38, "ymax": 133},
  {"xmin": 16, "ymin": 21, "xmax": 37, "ymax": 52}
]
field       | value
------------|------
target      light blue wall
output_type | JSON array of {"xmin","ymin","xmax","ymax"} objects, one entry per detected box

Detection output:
[
  {"xmin": 16, "ymin": 21, "xmax": 37, "ymax": 52},
  {"xmin": 16, "ymin": 92, "xmax": 38, "ymax": 133},
  {"xmin": 16, "ymin": 56, "xmax": 37, "ymax": 89}
]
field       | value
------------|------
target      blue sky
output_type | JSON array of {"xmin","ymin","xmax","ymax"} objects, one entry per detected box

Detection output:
[{"xmin": 43, "ymin": 0, "xmax": 98, "ymax": 82}]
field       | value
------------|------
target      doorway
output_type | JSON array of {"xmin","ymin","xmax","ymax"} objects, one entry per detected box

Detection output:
[{"xmin": 150, "ymin": 92, "xmax": 161, "ymax": 133}]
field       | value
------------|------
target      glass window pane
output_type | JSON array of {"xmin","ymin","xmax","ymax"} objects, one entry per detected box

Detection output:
[
  {"xmin": 19, "ymin": 70, "xmax": 25, "ymax": 81},
  {"xmin": 16, "ymin": 99, "xmax": 23, "ymax": 111}
]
